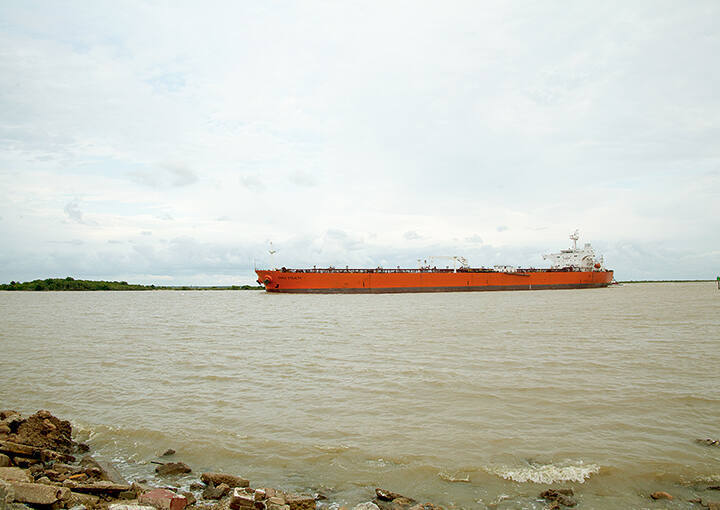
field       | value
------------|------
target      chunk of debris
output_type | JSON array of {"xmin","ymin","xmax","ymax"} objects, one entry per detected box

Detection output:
[
  {"xmin": 7, "ymin": 480, "xmax": 71, "ymax": 505},
  {"xmin": 200, "ymin": 472, "xmax": 249, "ymax": 488},
  {"xmin": 155, "ymin": 462, "xmax": 192, "ymax": 476},
  {"xmin": 540, "ymin": 488, "xmax": 576, "ymax": 507},
  {"xmin": 649, "ymin": 491, "xmax": 673, "ymax": 500},
  {"xmin": 138, "ymin": 488, "xmax": 188, "ymax": 510}
]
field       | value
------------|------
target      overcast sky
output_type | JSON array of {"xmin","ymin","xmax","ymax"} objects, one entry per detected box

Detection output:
[{"xmin": 1, "ymin": 1, "xmax": 718, "ymax": 285}]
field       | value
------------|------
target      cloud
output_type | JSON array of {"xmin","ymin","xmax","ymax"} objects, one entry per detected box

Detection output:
[
  {"xmin": 403, "ymin": 230, "xmax": 421, "ymax": 240},
  {"xmin": 128, "ymin": 163, "xmax": 198, "ymax": 188},
  {"xmin": 240, "ymin": 175, "xmax": 264, "ymax": 191},
  {"xmin": 64, "ymin": 201, "xmax": 83, "ymax": 223},
  {"xmin": 289, "ymin": 170, "xmax": 317, "ymax": 187},
  {"xmin": 465, "ymin": 234, "xmax": 483, "ymax": 243},
  {"xmin": 164, "ymin": 163, "xmax": 198, "ymax": 187}
]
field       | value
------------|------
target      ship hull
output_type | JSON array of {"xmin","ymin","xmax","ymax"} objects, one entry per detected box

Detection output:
[{"xmin": 255, "ymin": 269, "xmax": 614, "ymax": 294}]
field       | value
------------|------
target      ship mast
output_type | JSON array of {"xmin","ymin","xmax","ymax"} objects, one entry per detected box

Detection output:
[{"xmin": 570, "ymin": 229, "xmax": 579, "ymax": 250}]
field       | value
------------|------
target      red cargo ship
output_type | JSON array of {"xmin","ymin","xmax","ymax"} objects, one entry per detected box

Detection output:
[{"xmin": 256, "ymin": 232, "xmax": 613, "ymax": 294}]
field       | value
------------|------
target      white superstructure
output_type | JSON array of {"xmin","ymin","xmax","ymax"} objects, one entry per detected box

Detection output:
[{"xmin": 543, "ymin": 230, "xmax": 605, "ymax": 270}]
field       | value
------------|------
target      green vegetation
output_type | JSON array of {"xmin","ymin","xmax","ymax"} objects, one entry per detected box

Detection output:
[
  {"xmin": 1, "ymin": 277, "xmax": 154, "ymax": 291},
  {"xmin": 0, "ymin": 277, "xmax": 263, "ymax": 291}
]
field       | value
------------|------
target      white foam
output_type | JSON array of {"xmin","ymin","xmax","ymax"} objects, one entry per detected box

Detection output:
[
  {"xmin": 438, "ymin": 472, "xmax": 471, "ymax": 483},
  {"xmin": 487, "ymin": 461, "xmax": 600, "ymax": 484}
]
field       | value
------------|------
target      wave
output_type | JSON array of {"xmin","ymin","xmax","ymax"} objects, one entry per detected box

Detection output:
[{"xmin": 486, "ymin": 461, "xmax": 600, "ymax": 484}]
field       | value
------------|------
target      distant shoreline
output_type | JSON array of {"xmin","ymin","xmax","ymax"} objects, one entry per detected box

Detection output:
[{"xmin": 0, "ymin": 277, "xmax": 263, "ymax": 291}]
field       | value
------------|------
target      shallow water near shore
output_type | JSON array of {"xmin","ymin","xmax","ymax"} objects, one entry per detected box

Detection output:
[{"xmin": 1, "ymin": 283, "xmax": 719, "ymax": 508}]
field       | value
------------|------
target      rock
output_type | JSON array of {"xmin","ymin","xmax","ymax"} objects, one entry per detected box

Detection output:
[
  {"xmin": 0, "ymin": 414, "xmax": 22, "ymax": 433},
  {"xmin": 42, "ymin": 469, "xmax": 62, "ymax": 481},
  {"xmin": 12, "ymin": 411, "xmax": 75, "ymax": 454},
  {"xmin": 35, "ymin": 477, "xmax": 52, "ymax": 485},
  {"xmin": 0, "ymin": 468, "xmax": 32, "ymax": 483},
  {"xmin": 375, "ymin": 489, "xmax": 405, "ymax": 502},
  {"xmin": 95, "ymin": 460, "xmax": 128, "ymax": 484},
  {"xmin": 71, "ymin": 481, "xmax": 133, "ymax": 495},
  {"xmin": 267, "ymin": 496, "xmax": 286, "ymax": 506},
  {"xmin": 10, "ymin": 458, "xmax": 38, "ymax": 469},
  {"xmin": 189, "ymin": 483, "xmax": 205, "ymax": 491},
  {"xmin": 649, "ymin": 491, "xmax": 673, "ymax": 500},
  {"xmin": 257, "ymin": 488, "xmax": 280, "ymax": 500},
  {"xmin": 696, "ymin": 439, "xmax": 720, "ymax": 447},
  {"xmin": 707, "ymin": 502, "xmax": 720, "ymax": 510},
  {"xmin": 178, "ymin": 491, "xmax": 196, "ymax": 506},
  {"xmin": 0, "ymin": 439, "xmax": 74, "ymax": 463},
  {"xmin": 285, "ymin": 494, "xmax": 316, "ymax": 510},
  {"xmin": 202, "ymin": 483, "xmax": 230, "ymax": 500},
  {"xmin": 132, "ymin": 482, "xmax": 153, "ymax": 496},
  {"xmin": 390, "ymin": 498, "xmax": 415, "ymax": 508},
  {"xmin": 52, "ymin": 463, "xmax": 79, "ymax": 475},
  {"xmin": 0, "ymin": 454, "xmax": 10, "ymax": 467},
  {"xmin": 62, "ymin": 479, "xmax": 78, "ymax": 489},
  {"xmin": 0, "ymin": 425, "xmax": 11, "ymax": 436},
  {"xmin": 709, "ymin": 486, "xmax": 720, "ymax": 491},
  {"xmin": 119, "ymin": 490, "xmax": 137, "ymax": 500},
  {"xmin": 138, "ymin": 489, "xmax": 187, "ymax": 510},
  {"xmin": 155, "ymin": 462, "xmax": 192, "ymax": 476},
  {"xmin": 109, "ymin": 505, "xmax": 157, "ymax": 510},
  {"xmin": 407, "ymin": 505, "xmax": 444, "ymax": 510},
  {"xmin": 80, "ymin": 456, "xmax": 127, "ymax": 484},
  {"xmin": 352, "ymin": 504, "xmax": 380, "ymax": 510},
  {"xmin": 69, "ymin": 491, "xmax": 101, "ymax": 508},
  {"xmin": 161, "ymin": 450, "xmax": 176, "ymax": 457},
  {"xmin": 1, "ymin": 479, "xmax": 15, "ymax": 504},
  {"xmin": 229, "ymin": 488, "xmax": 255, "ymax": 509},
  {"xmin": 84, "ymin": 467, "xmax": 104, "ymax": 480},
  {"xmin": 28, "ymin": 464, "xmax": 44, "ymax": 476},
  {"xmin": 76, "ymin": 444, "xmax": 90, "ymax": 454},
  {"xmin": 7, "ymin": 481, "xmax": 71, "ymax": 505},
  {"xmin": 138, "ymin": 488, "xmax": 188, "ymax": 510},
  {"xmin": 200, "ymin": 473, "xmax": 249, "ymax": 488},
  {"xmin": 540, "ymin": 489, "xmax": 576, "ymax": 507}
]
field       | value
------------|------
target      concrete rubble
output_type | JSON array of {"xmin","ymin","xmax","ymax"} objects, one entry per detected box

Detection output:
[
  {"xmin": 0, "ymin": 410, "xmax": 455, "ymax": 510},
  {"xmin": 540, "ymin": 488, "xmax": 576, "ymax": 508},
  {"xmin": 18, "ymin": 410, "xmax": 709, "ymax": 509}
]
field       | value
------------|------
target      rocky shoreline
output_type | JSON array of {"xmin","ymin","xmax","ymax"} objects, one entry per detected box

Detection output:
[{"xmin": 1, "ymin": 411, "xmax": 719, "ymax": 510}]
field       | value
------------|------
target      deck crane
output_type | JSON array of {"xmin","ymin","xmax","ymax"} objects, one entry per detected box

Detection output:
[{"xmin": 417, "ymin": 255, "xmax": 469, "ymax": 272}]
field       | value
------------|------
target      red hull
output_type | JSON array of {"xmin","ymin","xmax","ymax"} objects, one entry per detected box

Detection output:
[{"xmin": 255, "ymin": 268, "xmax": 614, "ymax": 294}]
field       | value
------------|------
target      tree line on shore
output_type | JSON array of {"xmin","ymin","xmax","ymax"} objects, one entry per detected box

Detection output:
[{"xmin": 0, "ymin": 277, "xmax": 262, "ymax": 291}]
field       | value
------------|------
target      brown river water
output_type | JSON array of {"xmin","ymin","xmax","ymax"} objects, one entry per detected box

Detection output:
[{"xmin": 1, "ymin": 283, "xmax": 719, "ymax": 508}]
